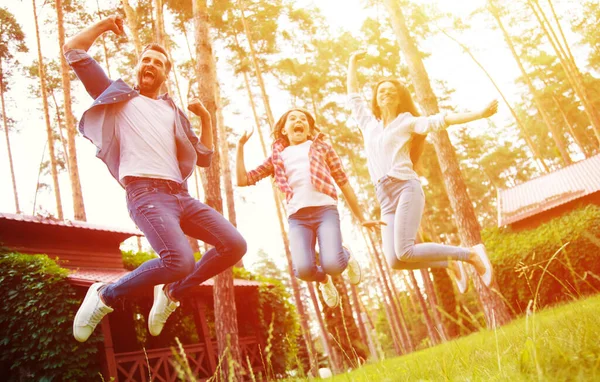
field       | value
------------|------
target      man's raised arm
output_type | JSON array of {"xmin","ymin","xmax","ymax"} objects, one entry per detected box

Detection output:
[{"xmin": 63, "ymin": 15, "xmax": 125, "ymax": 53}]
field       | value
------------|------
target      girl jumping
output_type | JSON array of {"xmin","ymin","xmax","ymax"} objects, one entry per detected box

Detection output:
[{"xmin": 236, "ymin": 108, "xmax": 383, "ymax": 307}]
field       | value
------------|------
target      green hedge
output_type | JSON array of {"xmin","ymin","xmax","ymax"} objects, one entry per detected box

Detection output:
[
  {"xmin": 233, "ymin": 267, "xmax": 301, "ymax": 378},
  {"xmin": 0, "ymin": 253, "xmax": 103, "ymax": 381},
  {"xmin": 483, "ymin": 205, "xmax": 600, "ymax": 315}
]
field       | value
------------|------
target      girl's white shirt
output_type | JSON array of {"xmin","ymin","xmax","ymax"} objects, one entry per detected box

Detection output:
[{"xmin": 281, "ymin": 140, "xmax": 337, "ymax": 217}]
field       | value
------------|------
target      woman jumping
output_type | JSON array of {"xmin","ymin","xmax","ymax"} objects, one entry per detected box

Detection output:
[{"xmin": 346, "ymin": 50, "xmax": 498, "ymax": 293}]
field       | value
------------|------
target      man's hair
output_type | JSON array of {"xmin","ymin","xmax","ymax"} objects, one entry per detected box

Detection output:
[{"xmin": 140, "ymin": 43, "xmax": 172, "ymax": 74}]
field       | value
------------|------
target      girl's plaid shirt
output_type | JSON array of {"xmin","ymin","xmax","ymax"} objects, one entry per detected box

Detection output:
[{"xmin": 246, "ymin": 133, "xmax": 349, "ymax": 202}]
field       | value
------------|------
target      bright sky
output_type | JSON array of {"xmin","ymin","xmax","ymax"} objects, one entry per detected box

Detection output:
[{"xmin": 0, "ymin": 0, "xmax": 580, "ymax": 272}]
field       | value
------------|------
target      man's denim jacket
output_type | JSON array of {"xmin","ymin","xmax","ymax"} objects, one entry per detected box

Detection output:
[{"xmin": 65, "ymin": 49, "xmax": 213, "ymax": 187}]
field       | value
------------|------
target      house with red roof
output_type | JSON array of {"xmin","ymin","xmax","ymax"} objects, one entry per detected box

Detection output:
[
  {"xmin": 0, "ymin": 212, "xmax": 265, "ymax": 381},
  {"xmin": 496, "ymin": 154, "xmax": 600, "ymax": 230}
]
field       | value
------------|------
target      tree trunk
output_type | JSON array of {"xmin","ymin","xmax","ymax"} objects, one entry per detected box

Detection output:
[
  {"xmin": 238, "ymin": 1, "xmax": 276, "ymax": 127},
  {"xmin": 33, "ymin": 0, "xmax": 63, "ymax": 219},
  {"xmin": 192, "ymin": 1, "xmax": 241, "ymax": 379},
  {"xmin": 552, "ymin": 95, "xmax": 590, "ymax": 157},
  {"xmin": 362, "ymin": 230, "xmax": 409, "ymax": 354},
  {"xmin": 0, "ymin": 57, "xmax": 21, "ymax": 214},
  {"xmin": 94, "ymin": 0, "xmax": 112, "ymax": 78},
  {"xmin": 439, "ymin": 27, "xmax": 549, "ymax": 173},
  {"xmin": 419, "ymin": 268, "xmax": 448, "ymax": 342},
  {"xmin": 121, "ymin": 0, "xmax": 142, "ymax": 56},
  {"xmin": 430, "ymin": 268, "xmax": 460, "ymax": 338},
  {"xmin": 384, "ymin": 0, "xmax": 511, "ymax": 328},
  {"xmin": 530, "ymin": 0, "xmax": 600, "ymax": 146},
  {"xmin": 488, "ymin": 0, "xmax": 572, "ymax": 165},
  {"xmin": 236, "ymin": 29, "xmax": 319, "ymax": 376},
  {"xmin": 154, "ymin": 0, "xmax": 172, "ymax": 96},
  {"xmin": 307, "ymin": 282, "xmax": 340, "ymax": 373},
  {"xmin": 407, "ymin": 271, "xmax": 440, "ymax": 345},
  {"xmin": 215, "ymin": 84, "xmax": 242, "ymax": 267},
  {"xmin": 56, "ymin": 0, "xmax": 86, "ymax": 221},
  {"xmin": 348, "ymin": 283, "xmax": 370, "ymax": 357}
]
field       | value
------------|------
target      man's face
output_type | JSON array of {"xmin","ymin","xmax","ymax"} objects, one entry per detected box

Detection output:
[{"xmin": 136, "ymin": 49, "xmax": 168, "ymax": 94}]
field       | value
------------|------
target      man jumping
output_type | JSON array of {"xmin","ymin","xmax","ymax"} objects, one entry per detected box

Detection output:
[{"xmin": 64, "ymin": 15, "xmax": 247, "ymax": 342}]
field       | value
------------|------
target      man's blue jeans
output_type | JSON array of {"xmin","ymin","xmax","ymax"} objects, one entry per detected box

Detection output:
[
  {"xmin": 102, "ymin": 178, "xmax": 247, "ymax": 306},
  {"xmin": 288, "ymin": 205, "xmax": 349, "ymax": 283}
]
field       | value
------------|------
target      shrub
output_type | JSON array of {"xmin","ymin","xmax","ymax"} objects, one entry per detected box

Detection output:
[
  {"xmin": 483, "ymin": 205, "xmax": 600, "ymax": 314},
  {"xmin": 233, "ymin": 267, "xmax": 301, "ymax": 378},
  {"xmin": 0, "ymin": 253, "xmax": 103, "ymax": 381}
]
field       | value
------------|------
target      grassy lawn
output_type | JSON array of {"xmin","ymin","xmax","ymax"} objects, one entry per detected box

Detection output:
[{"xmin": 320, "ymin": 295, "xmax": 600, "ymax": 381}]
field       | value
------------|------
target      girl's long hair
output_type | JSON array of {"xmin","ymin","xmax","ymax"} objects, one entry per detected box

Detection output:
[
  {"xmin": 371, "ymin": 79, "xmax": 426, "ymax": 166},
  {"xmin": 272, "ymin": 108, "xmax": 318, "ymax": 145}
]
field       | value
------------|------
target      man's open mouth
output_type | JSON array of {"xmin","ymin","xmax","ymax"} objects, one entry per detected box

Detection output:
[{"xmin": 143, "ymin": 70, "xmax": 155, "ymax": 80}]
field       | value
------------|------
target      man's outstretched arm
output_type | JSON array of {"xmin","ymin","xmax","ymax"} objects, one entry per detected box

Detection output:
[{"xmin": 63, "ymin": 15, "xmax": 125, "ymax": 53}]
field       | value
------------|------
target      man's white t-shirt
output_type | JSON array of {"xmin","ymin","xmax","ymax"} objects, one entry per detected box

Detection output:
[{"xmin": 116, "ymin": 95, "xmax": 183, "ymax": 183}]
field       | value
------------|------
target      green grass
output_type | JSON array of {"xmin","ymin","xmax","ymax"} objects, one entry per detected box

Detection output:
[{"xmin": 313, "ymin": 295, "xmax": 600, "ymax": 381}]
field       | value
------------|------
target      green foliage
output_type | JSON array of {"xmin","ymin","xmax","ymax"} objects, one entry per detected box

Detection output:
[
  {"xmin": 121, "ymin": 249, "xmax": 159, "ymax": 270},
  {"xmin": 483, "ymin": 205, "xmax": 600, "ymax": 314},
  {"xmin": 0, "ymin": 253, "xmax": 103, "ymax": 381},
  {"xmin": 233, "ymin": 267, "xmax": 301, "ymax": 378}
]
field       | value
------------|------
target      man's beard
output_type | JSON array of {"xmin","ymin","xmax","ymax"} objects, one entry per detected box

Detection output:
[{"xmin": 137, "ymin": 71, "xmax": 162, "ymax": 93}]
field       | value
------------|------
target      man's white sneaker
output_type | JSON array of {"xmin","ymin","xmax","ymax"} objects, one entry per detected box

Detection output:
[
  {"xmin": 319, "ymin": 276, "xmax": 340, "ymax": 308},
  {"xmin": 472, "ymin": 244, "xmax": 493, "ymax": 286},
  {"xmin": 73, "ymin": 282, "xmax": 113, "ymax": 342},
  {"xmin": 148, "ymin": 284, "xmax": 180, "ymax": 336},
  {"xmin": 345, "ymin": 247, "xmax": 362, "ymax": 285}
]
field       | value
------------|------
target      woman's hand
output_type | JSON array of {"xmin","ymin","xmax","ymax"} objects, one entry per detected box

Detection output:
[
  {"xmin": 349, "ymin": 50, "xmax": 367, "ymax": 63},
  {"xmin": 480, "ymin": 100, "xmax": 499, "ymax": 119}
]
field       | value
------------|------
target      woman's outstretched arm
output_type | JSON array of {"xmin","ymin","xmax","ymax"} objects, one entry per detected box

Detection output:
[
  {"xmin": 444, "ymin": 100, "xmax": 499, "ymax": 126},
  {"xmin": 347, "ymin": 50, "xmax": 366, "ymax": 94}
]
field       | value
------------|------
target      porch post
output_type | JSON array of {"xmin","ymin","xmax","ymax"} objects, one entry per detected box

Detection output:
[
  {"xmin": 100, "ymin": 318, "xmax": 118, "ymax": 379},
  {"xmin": 191, "ymin": 297, "xmax": 217, "ymax": 372}
]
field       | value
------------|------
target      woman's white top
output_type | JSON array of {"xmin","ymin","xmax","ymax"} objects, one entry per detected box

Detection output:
[{"xmin": 347, "ymin": 93, "xmax": 447, "ymax": 184}]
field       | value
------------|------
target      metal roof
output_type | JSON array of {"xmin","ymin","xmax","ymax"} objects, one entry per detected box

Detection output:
[
  {"xmin": 0, "ymin": 212, "xmax": 142, "ymax": 236},
  {"xmin": 497, "ymin": 154, "xmax": 600, "ymax": 226}
]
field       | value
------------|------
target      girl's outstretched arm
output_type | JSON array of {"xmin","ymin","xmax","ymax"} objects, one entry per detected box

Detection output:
[
  {"xmin": 347, "ymin": 50, "xmax": 366, "ymax": 95},
  {"xmin": 444, "ymin": 100, "xmax": 499, "ymax": 126},
  {"xmin": 236, "ymin": 129, "xmax": 253, "ymax": 186},
  {"xmin": 339, "ymin": 183, "xmax": 386, "ymax": 230}
]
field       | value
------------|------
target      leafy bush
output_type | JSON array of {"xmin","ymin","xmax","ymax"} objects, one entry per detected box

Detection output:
[
  {"xmin": 233, "ymin": 267, "xmax": 301, "ymax": 378},
  {"xmin": 483, "ymin": 205, "xmax": 600, "ymax": 314},
  {"xmin": 0, "ymin": 253, "xmax": 103, "ymax": 381}
]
